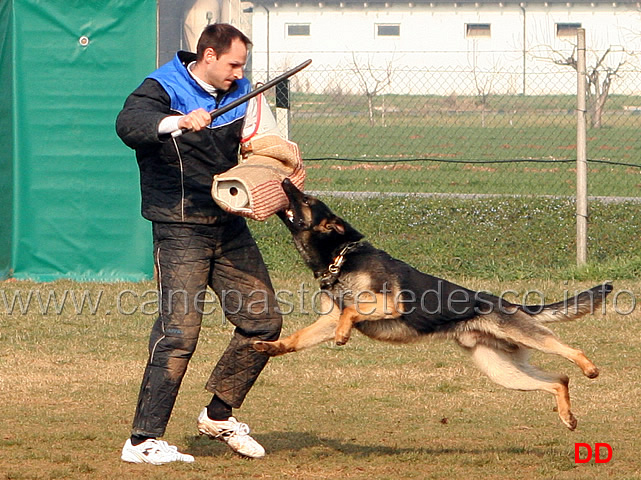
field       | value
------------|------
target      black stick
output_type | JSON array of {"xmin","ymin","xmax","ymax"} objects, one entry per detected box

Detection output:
[{"xmin": 171, "ymin": 59, "xmax": 312, "ymax": 138}]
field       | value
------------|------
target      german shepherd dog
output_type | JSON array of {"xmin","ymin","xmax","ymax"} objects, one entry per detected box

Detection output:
[{"xmin": 254, "ymin": 179, "xmax": 612, "ymax": 430}]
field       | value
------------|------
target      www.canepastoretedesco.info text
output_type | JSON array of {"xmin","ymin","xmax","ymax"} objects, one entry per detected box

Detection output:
[{"xmin": 0, "ymin": 284, "xmax": 638, "ymax": 317}]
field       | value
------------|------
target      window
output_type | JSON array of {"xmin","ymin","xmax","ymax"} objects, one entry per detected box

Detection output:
[
  {"xmin": 287, "ymin": 24, "xmax": 310, "ymax": 36},
  {"xmin": 376, "ymin": 24, "xmax": 400, "ymax": 37},
  {"xmin": 556, "ymin": 22, "xmax": 581, "ymax": 38},
  {"xmin": 465, "ymin": 23, "xmax": 491, "ymax": 39}
]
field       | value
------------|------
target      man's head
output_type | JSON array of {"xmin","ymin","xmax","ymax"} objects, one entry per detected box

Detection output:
[{"xmin": 194, "ymin": 23, "xmax": 252, "ymax": 91}]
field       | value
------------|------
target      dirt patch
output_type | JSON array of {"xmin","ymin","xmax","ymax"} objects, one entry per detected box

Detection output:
[
  {"xmin": 523, "ymin": 167, "xmax": 561, "ymax": 173},
  {"xmin": 463, "ymin": 164, "xmax": 498, "ymax": 173},
  {"xmin": 330, "ymin": 164, "xmax": 423, "ymax": 171}
]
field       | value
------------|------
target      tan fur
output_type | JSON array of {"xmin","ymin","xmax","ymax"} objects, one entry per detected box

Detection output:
[{"xmin": 335, "ymin": 292, "xmax": 403, "ymax": 345}]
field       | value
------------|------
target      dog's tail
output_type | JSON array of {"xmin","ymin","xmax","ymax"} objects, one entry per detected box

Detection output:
[{"xmin": 519, "ymin": 282, "xmax": 613, "ymax": 323}]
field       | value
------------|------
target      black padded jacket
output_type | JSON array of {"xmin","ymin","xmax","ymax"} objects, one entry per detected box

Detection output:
[{"xmin": 116, "ymin": 51, "xmax": 249, "ymax": 224}]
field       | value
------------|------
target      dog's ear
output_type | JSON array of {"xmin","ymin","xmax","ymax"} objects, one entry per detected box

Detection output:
[
  {"xmin": 326, "ymin": 217, "xmax": 345, "ymax": 235},
  {"xmin": 318, "ymin": 217, "xmax": 345, "ymax": 234}
]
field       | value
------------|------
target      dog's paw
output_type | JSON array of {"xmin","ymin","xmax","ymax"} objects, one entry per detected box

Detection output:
[
  {"xmin": 584, "ymin": 365, "xmax": 599, "ymax": 379},
  {"xmin": 561, "ymin": 413, "xmax": 578, "ymax": 431},
  {"xmin": 252, "ymin": 340, "xmax": 286, "ymax": 356},
  {"xmin": 334, "ymin": 331, "xmax": 351, "ymax": 346}
]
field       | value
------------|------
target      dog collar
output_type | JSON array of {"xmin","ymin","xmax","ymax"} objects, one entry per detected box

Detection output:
[{"xmin": 318, "ymin": 241, "xmax": 361, "ymax": 289}]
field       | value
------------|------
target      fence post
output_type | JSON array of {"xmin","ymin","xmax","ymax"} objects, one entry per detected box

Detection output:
[
  {"xmin": 276, "ymin": 78, "xmax": 291, "ymax": 139},
  {"xmin": 576, "ymin": 28, "xmax": 588, "ymax": 266}
]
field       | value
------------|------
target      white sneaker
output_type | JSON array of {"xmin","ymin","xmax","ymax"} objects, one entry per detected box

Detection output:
[
  {"xmin": 197, "ymin": 408, "xmax": 265, "ymax": 458},
  {"xmin": 121, "ymin": 438, "xmax": 195, "ymax": 465}
]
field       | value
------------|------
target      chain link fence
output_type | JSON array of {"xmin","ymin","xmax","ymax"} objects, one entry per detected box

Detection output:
[{"xmin": 254, "ymin": 49, "xmax": 641, "ymax": 200}]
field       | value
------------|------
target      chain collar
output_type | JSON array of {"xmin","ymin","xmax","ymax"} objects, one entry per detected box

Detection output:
[{"xmin": 317, "ymin": 241, "xmax": 362, "ymax": 289}]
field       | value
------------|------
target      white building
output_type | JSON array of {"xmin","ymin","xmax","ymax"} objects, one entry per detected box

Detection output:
[{"xmin": 246, "ymin": 0, "xmax": 641, "ymax": 94}]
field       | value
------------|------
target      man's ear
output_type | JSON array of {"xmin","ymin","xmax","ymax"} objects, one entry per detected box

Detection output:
[{"xmin": 204, "ymin": 47, "xmax": 218, "ymax": 61}]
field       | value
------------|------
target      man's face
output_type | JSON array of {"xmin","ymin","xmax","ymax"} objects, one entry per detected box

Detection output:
[{"xmin": 203, "ymin": 38, "xmax": 247, "ymax": 91}]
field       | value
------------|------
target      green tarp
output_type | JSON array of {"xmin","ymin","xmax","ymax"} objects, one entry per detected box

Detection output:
[{"xmin": 1, "ymin": 0, "xmax": 157, "ymax": 281}]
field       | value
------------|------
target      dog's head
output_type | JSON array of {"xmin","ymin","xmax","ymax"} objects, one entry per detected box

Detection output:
[{"xmin": 277, "ymin": 179, "xmax": 364, "ymax": 244}]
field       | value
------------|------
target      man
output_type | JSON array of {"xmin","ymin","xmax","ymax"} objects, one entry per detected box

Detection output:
[{"xmin": 116, "ymin": 23, "xmax": 282, "ymax": 465}]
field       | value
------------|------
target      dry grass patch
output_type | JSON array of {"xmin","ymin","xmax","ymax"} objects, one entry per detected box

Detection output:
[{"xmin": 1, "ymin": 278, "xmax": 640, "ymax": 479}]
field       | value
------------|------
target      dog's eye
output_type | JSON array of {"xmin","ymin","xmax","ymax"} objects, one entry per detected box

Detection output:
[{"xmin": 302, "ymin": 197, "xmax": 310, "ymax": 205}]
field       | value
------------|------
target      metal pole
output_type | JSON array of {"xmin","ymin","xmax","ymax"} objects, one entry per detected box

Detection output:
[
  {"xmin": 261, "ymin": 5, "xmax": 270, "ymax": 81},
  {"xmin": 521, "ymin": 6, "xmax": 526, "ymax": 95},
  {"xmin": 276, "ymin": 79, "xmax": 291, "ymax": 139},
  {"xmin": 576, "ymin": 28, "xmax": 588, "ymax": 266}
]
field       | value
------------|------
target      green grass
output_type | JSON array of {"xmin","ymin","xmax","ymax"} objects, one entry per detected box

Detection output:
[
  {"xmin": 293, "ymin": 120, "xmax": 641, "ymax": 162},
  {"xmin": 286, "ymin": 92, "xmax": 641, "ymax": 161},
  {"xmin": 251, "ymin": 195, "xmax": 641, "ymax": 281},
  {"xmin": 302, "ymin": 158, "xmax": 641, "ymax": 197},
  {"xmin": 278, "ymin": 91, "xmax": 641, "ymax": 199},
  {"xmin": 289, "ymin": 92, "xmax": 641, "ymax": 114}
]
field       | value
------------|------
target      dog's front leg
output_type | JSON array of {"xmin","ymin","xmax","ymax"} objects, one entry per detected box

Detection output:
[
  {"xmin": 335, "ymin": 293, "xmax": 399, "ymax": 345},
  {"xmin": 335, "ymin": 305, "xmax": 359, "ymax": 346},
  {"xmin": 253, "ymin": 309, "xmax": 341, "ymax": 356}
]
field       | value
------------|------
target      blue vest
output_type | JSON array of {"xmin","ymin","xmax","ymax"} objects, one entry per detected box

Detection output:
[{"xmin": 148, "ymin": 53, "xmax": 251, "ymax": 127}]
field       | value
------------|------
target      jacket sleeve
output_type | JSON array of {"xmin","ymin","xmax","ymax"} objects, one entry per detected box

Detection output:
[{"xmin": 115, "ymin": 78, "xmax": 174, "ymax": 149}]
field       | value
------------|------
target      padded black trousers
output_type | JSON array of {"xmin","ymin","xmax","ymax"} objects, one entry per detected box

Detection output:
[{"xmin": 131, "ymin": 219, "xmax": 282, "ymax": 438}]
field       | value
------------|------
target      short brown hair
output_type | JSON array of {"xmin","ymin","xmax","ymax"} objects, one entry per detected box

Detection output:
[{"xmin": 196, "ymin": 23, "xmax": 252, "ymax": 60}]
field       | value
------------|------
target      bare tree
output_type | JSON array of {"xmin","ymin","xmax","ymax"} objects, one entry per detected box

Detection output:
[
  {"xmin": 351, "ymin": 52, "xmax": 394, "ymax": 126},
  {"xmin": 535, "ymin": 45, "xmax": 629, "ymax": 128},
  {"xmin": 555, "ymin": 46, "xmax": 627, "ymax": 128},
  {"xmin": 471, "ymin": 66, "xmax": 496, "ymax": 128},
  {"xmin": 468, "ymin": 46, "xmax": 500, "ymax": 128}
]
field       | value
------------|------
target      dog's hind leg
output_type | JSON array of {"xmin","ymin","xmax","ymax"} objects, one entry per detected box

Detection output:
[
  {"xmin": 538, "ymin": 336, "xmax": 598, "ymax": 379},
  {"xmin": 502, "ymin": 319, "xmax": 599, "ymax": 379},
  {"xmin": 464, "ymin": 343, "xmax": 577, "ymax": 430}
]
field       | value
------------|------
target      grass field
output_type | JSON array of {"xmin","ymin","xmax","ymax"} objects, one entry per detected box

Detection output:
[
  {"xmin": 294, "ymin": 116, "xmax": 641, "ymax": 162},
  {"xmin": 2, "ymin": 193, "xmax": 641, "ymax": 479},
  {"xmin": 288, "ymin": 92, "xmax": 641, "ymax": 165},
  {"xmin": 292, "ymin": 121, "xmax": 641, "ymax": 198},
  {"xmin": 1, "ymin": 276, "xmax": 640, "ymax": 479},
  {"xmin": 253, "ymin": 195, "xmax": 641, "ymax": 280},
  {"xmin": 282, "ymin": 91, "xmax": 641, "ymax": 200},
  {"xmin": 302, "ymin": 158, "xmax": 641, "ymax": 197}
]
